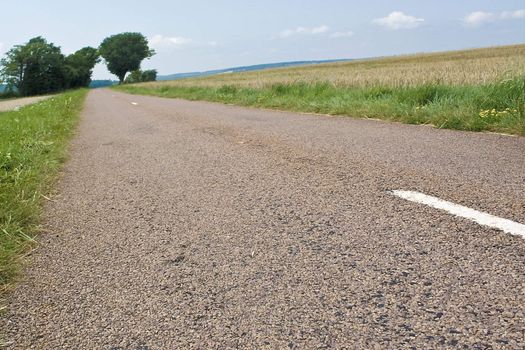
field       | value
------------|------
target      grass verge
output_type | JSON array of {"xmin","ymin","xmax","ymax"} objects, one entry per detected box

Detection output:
[
  {"xmin": 0, "ymin": 89, "xmax": 88, "ymax": 291},
  {"xmin": 116, "ymin": 78, "xmax": 525, "ymax": 136}
]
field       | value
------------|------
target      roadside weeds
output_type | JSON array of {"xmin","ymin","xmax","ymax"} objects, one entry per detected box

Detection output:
[
  {"xmin": 0, "ymin": 89, "xmax": 88, "ymax": 293},
  {"xmin": 116, "ymin": 78, "xmax": 525, "ymax": 136}
]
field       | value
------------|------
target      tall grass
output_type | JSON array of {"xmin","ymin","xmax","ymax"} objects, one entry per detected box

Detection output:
[
  {"xmin": 116, "ymin": 45, "xmax": 525, "ymax": 135},
  {"xmin": 0, "ymin": 90, "xmax": 87, "ymax": 290},
  {"xmin": 118, "ymin": 78, "xmax": 525, "ymax": 135}
]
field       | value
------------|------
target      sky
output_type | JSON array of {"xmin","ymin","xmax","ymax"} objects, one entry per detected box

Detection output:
[{"xmin": 1, "ymin": 0, "xmax": 524, "ymax": 80}]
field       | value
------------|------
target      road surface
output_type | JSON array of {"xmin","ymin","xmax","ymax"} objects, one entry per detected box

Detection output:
[
  {"xmin": 0, "ymin": 95, "xmax": 53, "ymax": 112},
  {"xmin": 2, "ymin": 89, "xmax": 524, "ymax": 349}
]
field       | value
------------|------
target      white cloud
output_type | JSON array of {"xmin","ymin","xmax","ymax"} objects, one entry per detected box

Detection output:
[
  {"xmin": 310, "ymin": 25, "xmax": 330, "ymax": 34},
  {"xmin": 330, "ymin": 31, "xmax": 355, "ymax": 38},
  {"xmin": 463, "ymin": 11, "xmax": 497, "ymax": 27},
  {"xmin": 501, "ymin": 9, "xmax": 525, "ymax": 19},
  {"xmin": 463, "ymin": 9, "xmax": 525, "ymax": 27},
  {"xmin": 373, "ymin": 11, "xmax": 424, "ymax": 30},
  {"xmin": 279, "ymin": 25, "xmax": 330, "ymax": 38},
  {"xmin": 149, "ymin": 34, "xmax": 192, "ymax": 48}
]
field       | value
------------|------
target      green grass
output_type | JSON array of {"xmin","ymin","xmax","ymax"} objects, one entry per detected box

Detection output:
[
  {"xmin": 0, "ymin": 89, "xmax": 88, "ymax": 290},
  {"xmin": 116, "ymin": 78, "xmax": 525, "ymax": 136}
]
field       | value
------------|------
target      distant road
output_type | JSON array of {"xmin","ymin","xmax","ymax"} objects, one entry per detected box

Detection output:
[
  {"xmin": 0, "ymin": 95, "xmax": 53, "ymax": 112},
  {"xmin": 2, "ymin": 89, "xmax": 524, "ymax": 348}
]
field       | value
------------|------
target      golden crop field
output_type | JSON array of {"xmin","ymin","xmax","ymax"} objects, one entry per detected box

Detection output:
[
  {"xmin": 146, "ymin": 44, "xmax": 525, "ymax": 88},
  {"xmin": 121, "ymin": 44, "xmax": 525, "ymax": 136}
]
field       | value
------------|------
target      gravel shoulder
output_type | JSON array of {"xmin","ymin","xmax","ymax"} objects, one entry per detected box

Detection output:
[
  {"xmin": 1, "ymin": 89, "xmax": 524, "ymax": 349},
  {"xmin": 0, "ymin": 95, "xmax": 54, "ymax": 113}
]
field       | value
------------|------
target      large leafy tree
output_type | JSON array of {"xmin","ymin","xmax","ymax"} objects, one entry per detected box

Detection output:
[
  {"xmin": 99, "ymin": 33, "xmax": 155, "ymax": 84},
  {"xmin": 65, "ymin": 47, "xmax": 100, "ymax": 88},
  {"xmin": 0, "ymin": 37, "xmax": 66, "ymax": 96}
]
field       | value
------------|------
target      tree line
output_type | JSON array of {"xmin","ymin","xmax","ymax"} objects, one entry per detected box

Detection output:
[{"xmin": 0, "ymin": 32, "xmax": 157, "ymax": 97}]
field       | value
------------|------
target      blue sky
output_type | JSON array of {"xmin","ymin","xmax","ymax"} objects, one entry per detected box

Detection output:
[{"xmin": 1, "ymin": 0, "xmax": 524, "ymax": 79}]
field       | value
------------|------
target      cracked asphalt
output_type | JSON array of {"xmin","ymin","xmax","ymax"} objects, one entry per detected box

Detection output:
[{"xmin": 2, "ymin": 89, "xmax": 524, "ymax": 349}]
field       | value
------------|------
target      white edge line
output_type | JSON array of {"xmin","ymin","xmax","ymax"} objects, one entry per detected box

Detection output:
[{"xmin": 391, "ymin": 190, "xmax": 525, "ymax": 238}]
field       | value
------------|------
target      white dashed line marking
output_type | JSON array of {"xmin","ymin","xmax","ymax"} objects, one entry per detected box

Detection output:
[
  {"xmin": 391, "ymin": 190, "xmax": 525, "ymax": 238},
  {"xmin": 131, "ymin": 102, "xmax": 138, "ymax": 105}
]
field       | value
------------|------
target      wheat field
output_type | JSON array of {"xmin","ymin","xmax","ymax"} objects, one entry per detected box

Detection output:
[{"xmin": 145, "ymin": 44, "xmax": 525, "ymax": 89}]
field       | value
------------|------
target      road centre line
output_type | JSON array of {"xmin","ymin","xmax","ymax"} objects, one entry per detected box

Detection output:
[{"xmin": 391, "ymin": 190, "xmax": 525, "ymax": 238}]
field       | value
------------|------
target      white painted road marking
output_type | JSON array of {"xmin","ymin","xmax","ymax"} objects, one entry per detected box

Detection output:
[
  {"xmin": 131, "ymin": 102, "xmax": 138, "ymax": 105},
  {"xmin": 391, "ymin": 190, "xmax": 525, "ymax": 238}
]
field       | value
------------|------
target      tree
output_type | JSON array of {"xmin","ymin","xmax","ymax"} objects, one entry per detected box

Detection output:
[
  {"xmin": 141, "ymin": 69, "xmax": 157, "ymax": 82},
  {"xmin": 99, "ymin": 33, "xmax": 155, "ymax": 84},
  {"xmin": 64, "ymin": 47, "xmax": 100, "ymax": 88},
  {"xmin": 0, "ymin": 37, "xmax": 66, "ymax": 96},
  {"xmin": 124, "ymin": 69, "xmax": 143, "ymax": 84},
  {"xmin": 0, "ymin": 38, "xmax": 99, "ymax": 96},
  {"xmin": 124, "ymin": 69, "xmax": 157, "ymax": 84}
]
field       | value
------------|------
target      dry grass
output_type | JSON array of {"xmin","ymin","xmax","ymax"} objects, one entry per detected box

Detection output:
[{"xmin": 143, "ymin": 44, "xmax": 525, "ymax": 88}]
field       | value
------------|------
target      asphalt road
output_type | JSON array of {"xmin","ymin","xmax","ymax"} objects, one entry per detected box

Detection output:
[
  {"xmin": 0, "ymin": 95, "xmax": 53, "ymax": 112},
  {"xmin": 2, "ymin": 89, "xmax": 524, "ymax": 349}
]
